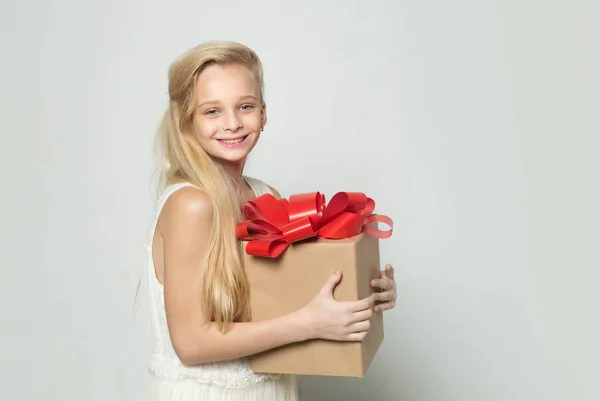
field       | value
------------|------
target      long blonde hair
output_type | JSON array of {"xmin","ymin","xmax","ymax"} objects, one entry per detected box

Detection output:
[{"xmin": 156, "ymin": 41, "xmax": 264, "ymax": 332}]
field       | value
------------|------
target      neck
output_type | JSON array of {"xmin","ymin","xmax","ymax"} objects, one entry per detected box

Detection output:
[
  {"xmin": 221, "ymin": 159, "xmax": 246, "ymax": 187},
  {"xmin": 217, "ymin": 158, "xmax": 256, "ymax": 203}
]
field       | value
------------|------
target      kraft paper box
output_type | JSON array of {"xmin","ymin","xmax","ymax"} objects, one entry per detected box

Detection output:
[{"xmin": 243, "ymin": 233, "xmax": 384, "ymax": 377}]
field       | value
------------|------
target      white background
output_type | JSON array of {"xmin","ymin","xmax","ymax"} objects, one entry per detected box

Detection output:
[{"xmin": 1, "ymin": 1, "xmax": 599, "ymax": 400}]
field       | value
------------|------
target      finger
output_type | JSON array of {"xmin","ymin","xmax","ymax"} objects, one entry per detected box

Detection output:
[
  {"xmin": 347, "ymin": 296, "xmax": 375, "ymax": 312},
  {"xmin": 350, "ymin": 307, "xmax": 373, "ymax": 324},
  {"xmin": 320, "ymin": 270, "xmax": 342, "ymax": 297},
  {"xmin": 371, "ymin": 278, "xmax": 395, "ymax": 291},
  {"xmin": 349, "ymin": 319, "xmax": 370, "ymax": 333},
  {"xmin": 372, "ymin": 290, "xmax": 396, "ymax": 303},
  {"xmin": 374, "ymin": 300, "xmax": 396, "ymax": 313},
  {"xmin": 346, "ymin": 331, "xmax": 368, "ymax": 342},
  {"xmin": 377, "ymin": 301, "xmax": 396, "ymax": 312},
  {"xmin": 384, "ymin": 264, "xmax": 395, "ymax": 279}
]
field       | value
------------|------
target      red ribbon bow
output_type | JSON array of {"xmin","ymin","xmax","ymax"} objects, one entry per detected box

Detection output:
[{"xmin": 236, "ymin": 191, "xmax": 393, "ymax": 258}]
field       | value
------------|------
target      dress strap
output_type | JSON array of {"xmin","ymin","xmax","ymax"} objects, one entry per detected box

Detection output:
[
  {"xmin": 146, "ymin": 182, "xmax": 199, "ymax": 246},
  {"xmin": 243, "ymin": 176, "xmax": 273, "ymax": 197},
  {"xmin": 154, "ymin": 182, "xmax": 198, "ymax": 219}
]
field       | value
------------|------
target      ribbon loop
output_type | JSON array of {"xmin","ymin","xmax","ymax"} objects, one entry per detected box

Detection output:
[
  {"xmin": 236, "ymin": 191, "xmax": 394, "ymax": 258},
  {"xmin": 362, "ymin": 214, "xmax": 394, "ymax": 239}
]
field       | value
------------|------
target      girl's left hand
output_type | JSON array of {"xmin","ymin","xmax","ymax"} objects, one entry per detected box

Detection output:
[{"xmin": 370, "ymin": 264, "xmax": 397, "ymax": 312}]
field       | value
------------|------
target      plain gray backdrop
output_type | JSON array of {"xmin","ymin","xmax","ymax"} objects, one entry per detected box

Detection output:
[{"xmin": 1, "ymin": 0, "xmax": 598, "ymax": 400}]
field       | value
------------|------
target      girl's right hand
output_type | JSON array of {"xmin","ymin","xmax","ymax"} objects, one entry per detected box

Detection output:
[{"xmin": 301, "ymin": 270, "xmax": 374, "ymax": 342}]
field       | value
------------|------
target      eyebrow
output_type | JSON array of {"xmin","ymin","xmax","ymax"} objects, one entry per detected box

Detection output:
[{"xmin": 197, "ymin": 95, "xmax": 258, "ymax": 109}]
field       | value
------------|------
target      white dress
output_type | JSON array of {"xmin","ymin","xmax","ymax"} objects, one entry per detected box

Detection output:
[{"xmin": 143, "ymin": 176, "xmax": 298, "ymax": 401}]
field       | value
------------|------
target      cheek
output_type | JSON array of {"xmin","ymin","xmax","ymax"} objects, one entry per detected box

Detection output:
[
  {"xmin": 193, "ymin": 119, "xmax": 218, "ymax": 140},
  {"xmin": 243, "ymin": 113, "xmax": 262, "ymax": 130}
]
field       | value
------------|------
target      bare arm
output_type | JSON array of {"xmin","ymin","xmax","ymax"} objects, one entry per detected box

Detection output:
[{"xmin": 158, "ymin": 187, "xmax": 315, "ymax": 366}]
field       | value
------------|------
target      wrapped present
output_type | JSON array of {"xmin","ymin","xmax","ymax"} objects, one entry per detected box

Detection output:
[{"xmin": 237, "ymin": 191, "xmax": 393, "ymax": 377}]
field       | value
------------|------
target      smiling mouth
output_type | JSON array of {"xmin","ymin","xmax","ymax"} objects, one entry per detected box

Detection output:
[
  {"xmin": 216, "ymin": 134, "xmax": 250, "ymax": 147},
  {"xmin": 217, "ymin": 135, "xmax": 248, "ymax": 144}
]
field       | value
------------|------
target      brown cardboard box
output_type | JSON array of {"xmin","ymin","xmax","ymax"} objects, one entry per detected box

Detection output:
[{"xmin": 244, "ymin": 232, "xmax": 384, "ymax": 377}]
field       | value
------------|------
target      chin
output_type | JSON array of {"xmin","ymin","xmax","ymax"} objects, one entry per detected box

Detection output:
[
  {"xmin": 217, "ymin": 155, "xmax": 248, "ymax": 164},
  {"xmin": 209, "ymin": 147, "xmax": 252, "ymax": 164}
]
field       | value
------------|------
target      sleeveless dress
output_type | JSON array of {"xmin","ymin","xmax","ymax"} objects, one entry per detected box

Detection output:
[{"xmin": 143, "ymin": 176, "xmax": 298, "ymax": 401}]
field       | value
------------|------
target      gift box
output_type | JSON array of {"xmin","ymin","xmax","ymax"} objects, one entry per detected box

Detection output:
[{"xmin": 236, "ymin": 191, "xmax": 393, "ymax": 377}]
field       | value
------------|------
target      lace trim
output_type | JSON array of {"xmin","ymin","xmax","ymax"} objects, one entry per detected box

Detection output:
[{"xmin": 148, "ymin": 354, "xmax": 282, "ymax": 389}]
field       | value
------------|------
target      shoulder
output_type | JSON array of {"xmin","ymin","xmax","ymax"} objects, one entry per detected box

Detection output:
[
  {"xmin": 159, "ymin": 186, "xmax": 213, "ymax": 232},
  {"xmin": 244, "ymin": 175, "xmax": 282, "ymax": 199},
  {"xmin": 267, "ymin": 185, "xmax": 282, "ymax": 199}
]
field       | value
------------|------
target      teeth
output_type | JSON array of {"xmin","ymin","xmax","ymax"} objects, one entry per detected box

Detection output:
[{"xmin": 220, "ymin": 137, "xmax": 245, "ymax": 144}]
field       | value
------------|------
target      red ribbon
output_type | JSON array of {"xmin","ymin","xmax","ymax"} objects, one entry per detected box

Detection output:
[{"xmin": 236, "ymin": 192, "xmax": 394, "ymax": 258}]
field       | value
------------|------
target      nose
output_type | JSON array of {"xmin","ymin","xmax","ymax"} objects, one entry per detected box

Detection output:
[{"xmin": 224, "ymin": 111, "xmax": 243, "ymax": 132}]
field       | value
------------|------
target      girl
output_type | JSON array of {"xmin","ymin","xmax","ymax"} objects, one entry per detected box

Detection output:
[{"xmin": 144, "ymin": 41, "xmax": 397, "ymax": 401}]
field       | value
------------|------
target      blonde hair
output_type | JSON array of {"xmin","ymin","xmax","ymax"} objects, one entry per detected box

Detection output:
[{"xmin": 156, "ymin": 41, "xmax": 264, "ymax": 331}]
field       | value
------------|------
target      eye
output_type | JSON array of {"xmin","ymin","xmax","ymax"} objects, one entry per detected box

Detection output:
[
  {"xmin": 240, "ymin": 104, "xmax": 254, "ymax": 111},
  {"xmin": 205, "ymin": 109, "xmax": 219, "ymax": 115}
]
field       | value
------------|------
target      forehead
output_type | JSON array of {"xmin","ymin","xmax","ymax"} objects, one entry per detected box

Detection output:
[{"xmin": 195, "ymin": 63, "xmax": 258, "ymax": 101}]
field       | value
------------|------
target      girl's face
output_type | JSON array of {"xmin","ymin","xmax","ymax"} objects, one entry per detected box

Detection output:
[{"xmin": 192, "ymin": 63, "xmax": 266, "ymax": 166}]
